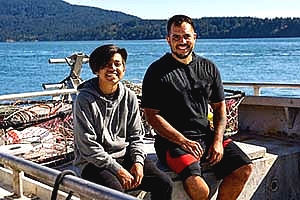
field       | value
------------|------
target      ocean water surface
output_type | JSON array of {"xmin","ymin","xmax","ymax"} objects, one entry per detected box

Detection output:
[{"xmin": 0, "ymin": 38, "xmax": 300, "ymax": 97}]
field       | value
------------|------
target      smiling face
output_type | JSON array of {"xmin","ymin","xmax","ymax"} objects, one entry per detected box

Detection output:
[
  {"xmin": 97, "ymin": 52, "xmax": 125, "ymax": 93},
  {"xmin": 167, "ymin": 22, "xmax": 197, "ymax": 64},
  {"xmin": 88, "ymin": 44, "xmax": 127, "ymax": 95}
]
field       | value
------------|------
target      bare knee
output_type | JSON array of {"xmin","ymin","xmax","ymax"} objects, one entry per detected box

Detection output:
[
  {"xmin": 184, "ymin": 175, "xmax": 210, "ymax": 200},
  {"xmin": 242, "ymin": 163, "xmax": 253, "ymax": 178},
  {"xmin": 234, "ymin": 163, "xmax": 253, "ymax": 181},
  {"xmin": 218, "ymin": 164, "xmax": 253, "ymax": 199}
]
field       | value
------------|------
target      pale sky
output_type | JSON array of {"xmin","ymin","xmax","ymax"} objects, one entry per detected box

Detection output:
[{"xmin": 64, "ymin": 0, "xmax": 300, "ymax": 19}]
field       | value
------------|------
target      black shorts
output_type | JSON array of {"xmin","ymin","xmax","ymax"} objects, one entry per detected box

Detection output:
[{"xmin": 156, "ymin": 138, "xmax": 252, "ymax": 181}]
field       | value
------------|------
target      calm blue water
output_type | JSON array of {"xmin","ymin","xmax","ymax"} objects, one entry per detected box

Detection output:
[{"xmin": 1, "ymin": 38, "xmax": 300, "ymax": 97}]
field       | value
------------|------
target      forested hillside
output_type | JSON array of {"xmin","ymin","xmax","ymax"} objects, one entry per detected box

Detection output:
[
  {"xmin": 0, "ymin": 0, "xmax": 141, "ymax": 41},
  {"xmin": 1, "ymin": 0, "xmax": 300, "ymax": 41}
]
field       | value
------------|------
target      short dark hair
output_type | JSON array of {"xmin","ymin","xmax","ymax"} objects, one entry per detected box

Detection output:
[
  {"xmin": 89, "ymin": 44, "xmax": 127, "ymax": 74},
  {"xmin": 167, "ymin": 14, "xmax": 196, "ymax": 34}
]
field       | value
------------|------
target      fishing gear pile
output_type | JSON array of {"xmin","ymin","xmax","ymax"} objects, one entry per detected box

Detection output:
[{"xmin": 0, "ymin": 100, "xmax": 73, "ymax": 166}]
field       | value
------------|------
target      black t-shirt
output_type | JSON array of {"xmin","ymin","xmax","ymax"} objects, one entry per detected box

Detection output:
[{"xmin": 141, "ymin": 53, "xmax": 224, "ymax": 141}]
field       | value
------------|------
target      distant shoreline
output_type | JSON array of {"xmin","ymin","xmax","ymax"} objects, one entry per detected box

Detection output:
[{"xmin": 2, "ymin": 1, "xmax": 300, "ymax": 42}]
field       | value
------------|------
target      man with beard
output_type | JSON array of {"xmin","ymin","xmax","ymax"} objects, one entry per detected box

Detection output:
[{"xmin": 141, "ymin": 15, "xmax": 253, "ymax": 200}]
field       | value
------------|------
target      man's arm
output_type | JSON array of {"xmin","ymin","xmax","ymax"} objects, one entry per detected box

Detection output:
[
  {"xmin": 207, "ymin": 100, "xmax": 227, "ymax": 165},
  {"xmin": 211, "ymin": 100, "xmax": 227, "ymax": 142}
]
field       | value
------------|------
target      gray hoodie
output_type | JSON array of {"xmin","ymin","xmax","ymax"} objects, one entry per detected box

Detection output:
[{"xmin": 73, "ymin": 77, "xmax": 146, "ymax": 176}]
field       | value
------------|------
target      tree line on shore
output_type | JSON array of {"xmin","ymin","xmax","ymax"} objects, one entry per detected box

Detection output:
[{"xmin": 1, "ymin": 0, "xmax": 300, "ymax": 41}]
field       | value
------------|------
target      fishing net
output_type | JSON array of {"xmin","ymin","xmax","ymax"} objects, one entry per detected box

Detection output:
[
  {"xmin": 0, "ymin": 100, "xmax": 74, "ymax": 166},
  {"xmin": 208, "ymin": 89, "xmax": 245, "ymax": 136},
  {"xmin": 223, "ymin": 89, "xmax": 245, "ymax": 136}
]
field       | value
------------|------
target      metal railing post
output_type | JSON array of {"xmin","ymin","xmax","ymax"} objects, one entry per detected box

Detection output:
[
  {"xmin": 253, "ymin": 85, "xmax": 261, "ymax": 96},
  {"xmin": 12, "ymin": 169, "xmax": 24, "ymax": 198}
]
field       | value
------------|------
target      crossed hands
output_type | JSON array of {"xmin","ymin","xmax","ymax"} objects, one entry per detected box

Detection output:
[
  {"xmin": 117, "ymin": 163, "xmax": 144, "ymax": 190},
  {"xmin": 180, "ymin": 138, "xmax": 224, "ymax": 166}
]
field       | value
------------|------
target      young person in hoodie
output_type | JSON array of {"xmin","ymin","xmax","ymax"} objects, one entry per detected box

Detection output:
[{"xmin": 73, "ymin": 44, "xmax": 173, "ymax": 199}]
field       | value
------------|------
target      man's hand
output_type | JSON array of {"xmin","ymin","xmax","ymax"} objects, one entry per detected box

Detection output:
[
  {"xmin": 117, "ymin": 168, "xmax": 135, "ymax": 190},
  {"xmin": 130, "ymin": 163, "xmax": 144, "ymax": 188},
  {"xmin": 181, "ymin": 139, "xmax": 204, "ymax": 160},
  {"xmin": 206, "ymin": 140, "xmax": 224, "ymax": 165}
]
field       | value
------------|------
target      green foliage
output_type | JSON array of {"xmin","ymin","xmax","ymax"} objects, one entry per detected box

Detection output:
[{"xmin": 1, "ymin": 0, "xmax": 300, "ymax": 41}]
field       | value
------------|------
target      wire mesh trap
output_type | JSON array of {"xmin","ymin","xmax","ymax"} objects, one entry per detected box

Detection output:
[{"xmin": 223, "ymin": 89, "xmax": 245, "ymax": 136}]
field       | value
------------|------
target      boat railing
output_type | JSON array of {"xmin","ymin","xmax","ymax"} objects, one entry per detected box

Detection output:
[
  {"xmin": 0, "ymin": 89, "xmax": 77, "ymax": 101},
  {"xmin": 223, "ymin": 81, "xmax": 300, "ymax": 96},
  {"xmin": 1, "ymin": 82, "xmax": 300, "ymax": 101},
  {"xmin": 0, "ymin": 152, "xmax": 137, "ymax": 200}
]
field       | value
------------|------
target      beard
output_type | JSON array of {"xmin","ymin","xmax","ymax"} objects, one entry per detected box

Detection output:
[{"xmin": 171, "ymin": 45, "xmax": 193, "ymax": 59}]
